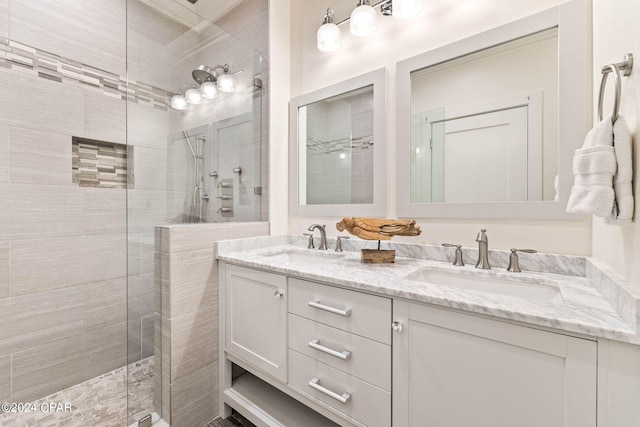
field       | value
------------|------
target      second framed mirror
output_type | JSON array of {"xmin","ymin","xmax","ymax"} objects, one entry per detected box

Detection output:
[{"xmin": 289, "ymin": 68, "xmax": 387, "ymax": 217}]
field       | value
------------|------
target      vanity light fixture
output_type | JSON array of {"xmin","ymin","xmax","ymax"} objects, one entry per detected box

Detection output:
[
  {"xmin": 317, "ymin": 8, "xmax": 342, "ymax": 52},
  {"xmin": 185, "ymin": 85, "xmax": 203, "ymax": 104},
  {"xmin": 217, "ymin": 65, "xmax": 236, "ymax": 93},
  {"xmin": 170, "ymin": 92, "xmax": 187, "ymax": 110},
  {"xmin": 393, "ymin": 0, "xmax": 423, "ymax": 19},
  {"xmin": 350, "ymin": 0, "xmax": 377, "ymax": 37},
  {"xmin": 316, "ymin": 0, "xmax": 423, "ymax": 52},
  {"xmin": 171, "ymin": 63, "xmax": 242, "ymax": 110},
  {"xmin": 200, "ymin": 81, "xmax": 218, "ymax": 99}
]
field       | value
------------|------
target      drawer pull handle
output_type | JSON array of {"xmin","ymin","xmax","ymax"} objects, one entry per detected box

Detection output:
[
  {"xmin": 308, "ymin": 301, "xmax": 351, "ymax": 317},
  {"xmin": 308, "ymin": 377, "xmax": 351, "ymax": 404},
  {"xmin": 308, "ymin": 339, "xmax": 352, "ymax": 360}
]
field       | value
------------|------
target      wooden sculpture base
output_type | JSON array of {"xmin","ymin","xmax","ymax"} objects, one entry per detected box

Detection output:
[{"xmin": 361, "ymin": 249, "xmax": 395, "ymax": 264}]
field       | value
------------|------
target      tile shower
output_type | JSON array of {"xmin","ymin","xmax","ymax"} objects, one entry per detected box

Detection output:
[{"xmin": 0, "ymin": 0, "xmax": 268, "ymax": 426}]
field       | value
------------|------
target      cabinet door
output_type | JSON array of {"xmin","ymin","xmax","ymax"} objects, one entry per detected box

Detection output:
[
  {"xmin": 225, "ymin": 264, "xmax": 287, "ymax": 382},
  {"xmin": 393, "ymin": 301, "xmax": 596, "ymax": 427}
]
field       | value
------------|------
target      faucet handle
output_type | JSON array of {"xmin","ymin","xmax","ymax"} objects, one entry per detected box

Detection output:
[
  {"xmin": 335, "ymin": 236, "xmax": 350, "ymax": 252},
  {"xmin": 442, "ymin": 243, "xmax": 464, "ymax": 266},
  {"xmin": 303, "ymin": 233, "xmax": 315, "ymax": 249},
  {"xmin": 507, "ymin": 248, "xmax": 537, "ymax": 272}
]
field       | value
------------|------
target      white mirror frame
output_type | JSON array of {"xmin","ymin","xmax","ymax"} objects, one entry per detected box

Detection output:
[
  {"xmin": 396, "ymin": 0, "xmax": 591, "ymax": 220},
  {"xmin": 289, "ymin": 68, "xmax": 387, "ymax": 217}
]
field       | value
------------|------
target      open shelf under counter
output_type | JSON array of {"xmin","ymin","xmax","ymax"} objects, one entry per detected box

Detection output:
[{"xmin": 224, "ymin": 373, "xmax": 341, "ymax": 427}]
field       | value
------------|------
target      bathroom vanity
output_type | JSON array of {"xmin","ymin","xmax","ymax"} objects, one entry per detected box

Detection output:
[{"xmin": 217, "ymin": 236, "xmax": 640, "ymax": 427}]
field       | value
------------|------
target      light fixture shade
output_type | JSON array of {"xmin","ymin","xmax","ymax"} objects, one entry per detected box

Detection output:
[
  {"xmin": 171, "ymin": 94, "xmax": 187, "ymax": 110},
  {"xmin": 393, "ymin": 0, "xmax": 423, "ymax": 19},
  {"xmin": 317, "ymin": 22, "xmax": 342, "ymax": 52},
  {"xmin": 185, "ymin": 88, "xmax": 202, "ymax": 104},
  {"xmin": 350, "ymin": 3, "xmax": 377, "ymax": 37},
  {"xmin": 200, "ymin": 81, "xmax": 218, "ymax": 99},
  {"xmin": 217, "ymin": 73, "xmax": 236, "ymax": 93}
]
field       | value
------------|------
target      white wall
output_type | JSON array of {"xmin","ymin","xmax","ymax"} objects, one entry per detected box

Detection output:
[
  {"xmin": 269, "ymin": 0, "xmax": 291, "ymax": 235},
  {"xmin": 277, "ymin": 0, "xmax": 592, "ymax": 255},
  {"xmin": 592, "ymin": 0, "xmax": 640, "ymax": 286}
]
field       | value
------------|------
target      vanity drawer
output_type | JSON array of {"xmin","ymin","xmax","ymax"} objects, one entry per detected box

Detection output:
[
  {"xmin": 288, "ymin": 278, "xmax": 391, "ymax": 344},
  {"xmin": 288, "ymin": 350, "xmax": 390, "ymax": 427},
  {"xmin": 289, "ymin": 314, "xmax": 391, "ymax": 391}
]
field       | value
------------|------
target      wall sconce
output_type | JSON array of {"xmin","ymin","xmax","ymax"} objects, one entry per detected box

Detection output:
[{"xmin": 317, "ymin": 0, "xmax": 423, "ymax": 52}]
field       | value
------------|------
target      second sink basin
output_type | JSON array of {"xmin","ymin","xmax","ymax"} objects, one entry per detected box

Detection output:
[{"xmin": 405, "ymin": 268, "xmax": 562, "ymax": 303}]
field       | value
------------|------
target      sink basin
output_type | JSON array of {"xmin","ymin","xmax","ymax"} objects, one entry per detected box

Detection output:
[
  {"xmin": 405, "ymin": 268, "xmax": 562, "ymax": 303},
  {"xmin": 259, "ymin": 249, "xmax": 345, "ymax": 264}
]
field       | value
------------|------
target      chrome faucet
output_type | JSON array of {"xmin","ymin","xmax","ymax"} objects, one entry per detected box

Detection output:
[
  {"xmin": 308, "ymin": 224, "xmax": 328, "ymax": 250},
  {"xmin": 475, "ymin": 228, "xmax": 491, "ymax": 270}
]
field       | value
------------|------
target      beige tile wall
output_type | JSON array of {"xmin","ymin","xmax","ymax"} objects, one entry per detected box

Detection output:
[
  {"xmin": 0, "ymin": 0, "xmax": 132, "ymax": 407},
  {"xmin": 0, "ymin": 126, "xmax": 9, "ymax": 183},
  {"xmin": 9, "ymin": 0, "xmax": 127, "ymax": 76},
  {"xmin": 157, "ymin": 222, "xmax": 269, "ymax": 427}
]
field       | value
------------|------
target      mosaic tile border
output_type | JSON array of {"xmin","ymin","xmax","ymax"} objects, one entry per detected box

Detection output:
[{"xmin": 0, "ymin": 38, "xmax": 173, "ymax": 110}]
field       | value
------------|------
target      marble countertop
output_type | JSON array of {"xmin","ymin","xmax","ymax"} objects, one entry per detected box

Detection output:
[{"xmin": 217, "ymin": 235, "xmax": 639, "ymax": 345}]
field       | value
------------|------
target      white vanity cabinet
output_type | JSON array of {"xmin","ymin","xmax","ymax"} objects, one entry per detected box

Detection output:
[
  {"xmin": 224, "ymin": 264, "xmax": 288, "ymax": 382},
  {"xmin": 392, "ymin": 301, "xmax": 597, "ymax": 427},
  {"xmin": 287, "ymin": 278, "xmax": 392, "ymax": 427}
]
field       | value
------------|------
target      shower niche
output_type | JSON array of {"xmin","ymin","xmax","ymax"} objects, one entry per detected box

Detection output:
[{"xmin": 168, "ymin": 111, "xmax": 262, "ymax": 223}]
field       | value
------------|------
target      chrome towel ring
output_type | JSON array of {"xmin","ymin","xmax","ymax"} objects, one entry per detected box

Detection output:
[{"xmin": 598, "ymin": 53, "xmax": 633, "ymax": 123}]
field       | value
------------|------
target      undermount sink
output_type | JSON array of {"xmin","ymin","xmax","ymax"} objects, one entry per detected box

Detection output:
[
  {"xmin": 405, "ymin": 268, "xmax": 562, "ymax": 303},
  {"xmin": 258, "ymin": 249, "xmax": 345, "ymax": 264}
]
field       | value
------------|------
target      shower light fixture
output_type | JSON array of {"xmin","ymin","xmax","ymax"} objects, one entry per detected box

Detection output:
[
  {"xmin": 316, "ymin": 0, "xmax": 423, "ymax": 52},
  {"xmin": 317, "ymin": 8, "xmax": 342, "ymax": 52}
]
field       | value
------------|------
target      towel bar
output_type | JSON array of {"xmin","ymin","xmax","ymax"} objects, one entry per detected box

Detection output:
[{"xmin": 598, "ymin": 53, "xmax": 633, "ymax": 123}]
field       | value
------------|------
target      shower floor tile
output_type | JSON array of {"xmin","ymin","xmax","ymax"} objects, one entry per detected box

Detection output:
[{"xmin": 0, "ymin": 357, "xmax": 155, "ymax": 427}]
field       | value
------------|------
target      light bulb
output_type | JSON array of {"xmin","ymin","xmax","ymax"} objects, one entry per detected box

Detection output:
[
  {"xmin": 186, "ymin": 88, "xmax": 202, "ymax": 104},
  {"xmin": 339, "ymin": 152, "xmax": 347, "ymax": 159},
  {"xmin": 217, "ymin": 73, "xmax": 236, "ymax": 93},
  {"xmin": 317, "ymin": 8, "xmax": 342, "ymax": 52},
  {"xmin": 171, "ymin": 94, "xmax": 187, "ymax": 110},
  {"xmin": 317, "ymin": 22, "xmax": 342, "ymax": 52},
  {"xmin": 393, "ymin": 0, "xmax": 423, "ymax": 19},
  {"xmin": 201, "ymin": 81, "xmax": 218, "ymax": 99},
  {"xmin": 350, "ymin": 2, "xmax": 377, "ymax": 37}
]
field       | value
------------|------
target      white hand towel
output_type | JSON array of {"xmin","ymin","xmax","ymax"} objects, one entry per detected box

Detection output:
[
  {"xmin": 605, "ymin": 114, "xmax": 634, "ymax": 224},
  {"xmin": 567, "ymin": 117, "xmax": 617, "ymax": 216}
]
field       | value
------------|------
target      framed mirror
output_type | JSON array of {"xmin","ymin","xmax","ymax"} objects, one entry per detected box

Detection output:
[
  {"xmin": 290, "ymin": 68, "xmax": 387, "ymax": 217},
  {"xmin": 396, "ymin": 0, "xmax": 590, "ymax": 220}
]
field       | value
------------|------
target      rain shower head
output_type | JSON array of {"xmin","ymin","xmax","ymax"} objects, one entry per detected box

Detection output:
[{"xmin": 192, "ymin": 65, "xmax": 218, "ymax": 85}]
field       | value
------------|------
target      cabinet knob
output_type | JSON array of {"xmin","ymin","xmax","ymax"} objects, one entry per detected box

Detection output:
[
  {"xmin": 274, "ymin": 290, "xmax": 284, "ymax": 299},
  {"xmin": 392, "ymin": 320, "xmax": 404, "ymax": 333}
]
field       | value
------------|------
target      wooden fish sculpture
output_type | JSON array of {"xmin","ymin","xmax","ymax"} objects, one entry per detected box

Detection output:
[{"xmin": 336, "ymin": 217, "xmax": 421, "ymax": 241}]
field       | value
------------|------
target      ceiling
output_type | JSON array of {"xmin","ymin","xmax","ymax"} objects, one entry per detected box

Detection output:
[{"xmin": 137, "ymin": 0, "xmax": 244, "ymax": 28}]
